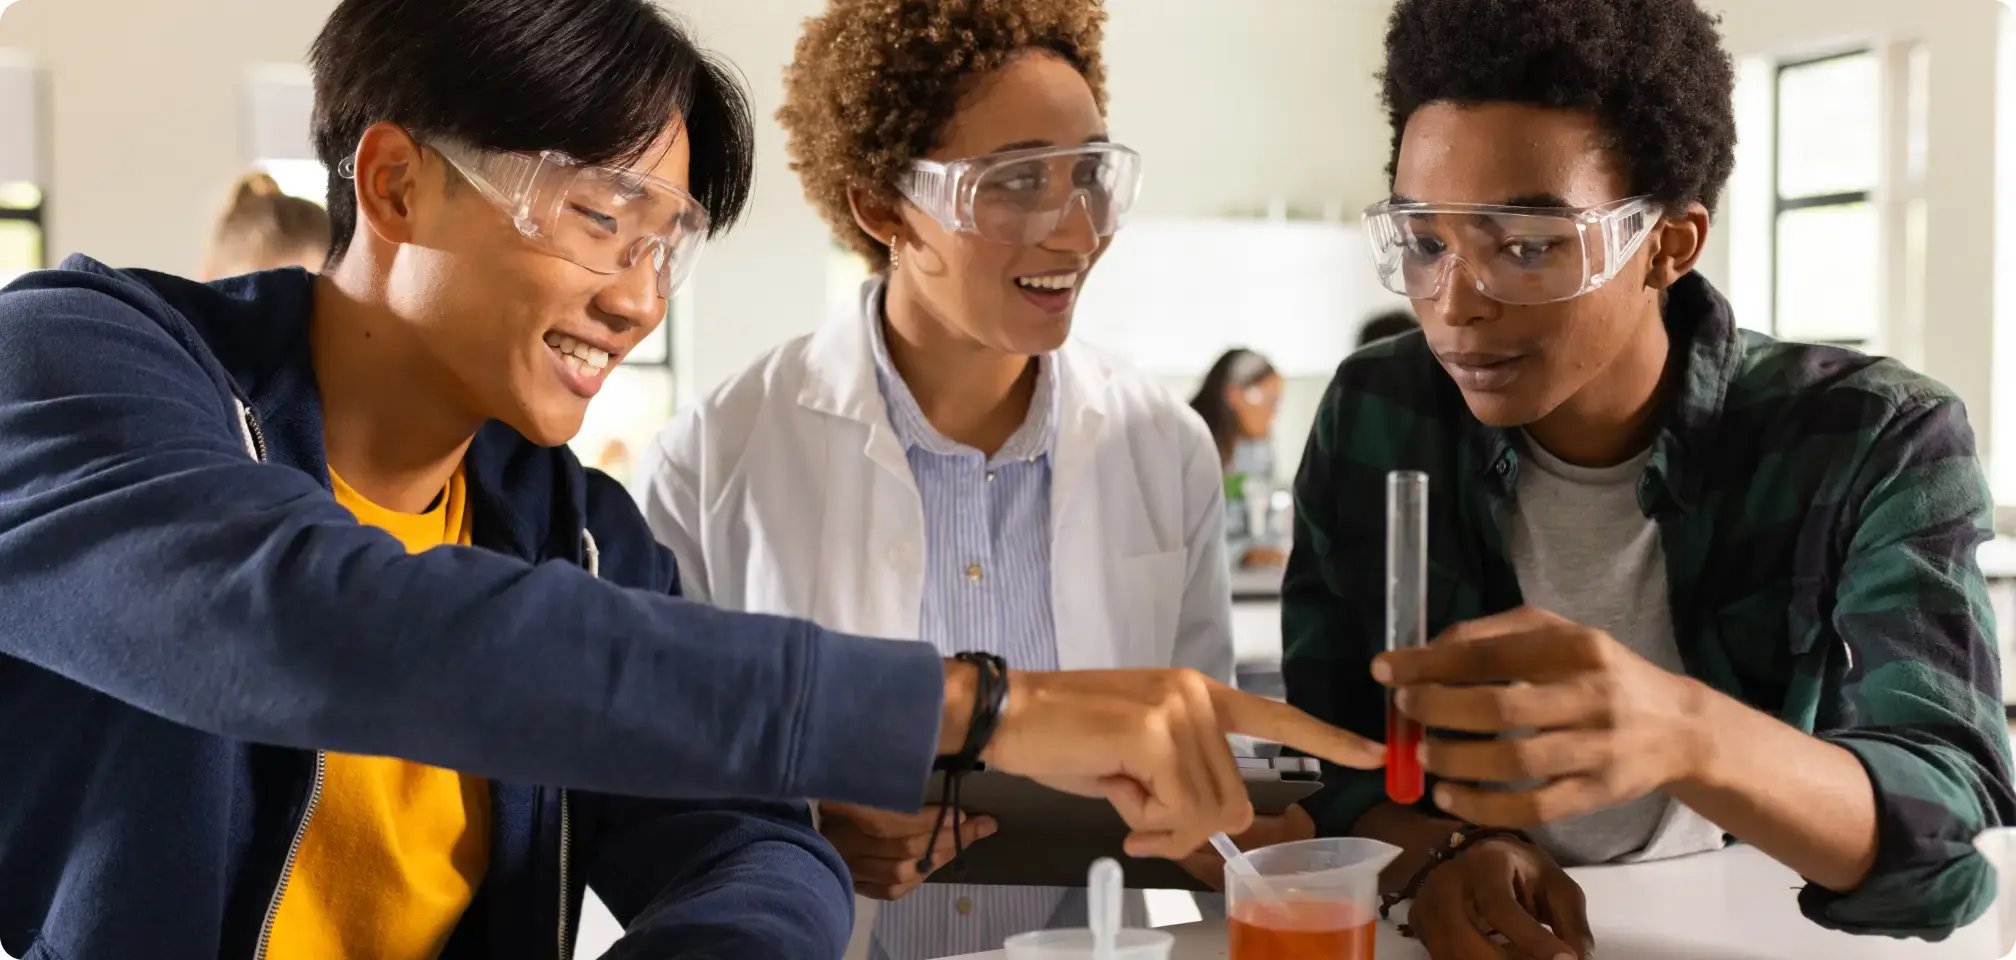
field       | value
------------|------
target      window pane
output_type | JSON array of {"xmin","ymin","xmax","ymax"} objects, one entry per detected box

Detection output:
[
  {"xmin": 0, "ymin": 180, "xmax": 40, "ymax": 210},
  {"xmin": 625, "ymin": 323, "xmax": 670, "ymax": 366},
  {"xmin": 0, "ymin": 217, "xmax": 42, "ymax": 276},
  {"xmin": 256, "ymin": 158, "xmax": 330, "ymax": 204},
  {"xmin": 0, "ymin": 219, "xmax": 44, "ymax": 287},
  {"xmin": 1777, "ymin": 52, "xmax": 1880, "ymax": 199},
  {"xmin": 1774, "ymin": 203, "xmax": 1879, "ymax": 345}
]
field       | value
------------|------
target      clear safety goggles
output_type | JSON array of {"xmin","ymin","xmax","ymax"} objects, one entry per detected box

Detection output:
[
  {"xmin": 341, "ymin": 138, "xmax": 711, "ymax": 298},
  {"xmin": 895, "ymin": 143, "xmax": 1143, "ymax": 246},
  {"xmin": 1361, "ymin": 196, "xmax": 1662, "ymax": 305}
]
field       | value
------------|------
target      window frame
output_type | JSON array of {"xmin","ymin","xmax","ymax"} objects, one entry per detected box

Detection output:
[{"xmin": 1766, "ymin": 47, "xmax": 1880, "ymax": 350}]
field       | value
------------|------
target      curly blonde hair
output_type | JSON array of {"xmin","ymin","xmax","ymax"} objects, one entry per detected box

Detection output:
[{"xmin": 778, "ymin": 0, "xmax": 1109, "ymax": 269}]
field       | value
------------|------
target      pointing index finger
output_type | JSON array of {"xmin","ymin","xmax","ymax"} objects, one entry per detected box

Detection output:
[{"xmin": 1210, "ymin": 684, "xmax": 1385, "ymax": 770}]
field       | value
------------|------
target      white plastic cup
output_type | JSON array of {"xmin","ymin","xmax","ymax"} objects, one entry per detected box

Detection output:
[{"xmin": 1001, "ymin": 928, "xmax": 1176, "ymax": 959}]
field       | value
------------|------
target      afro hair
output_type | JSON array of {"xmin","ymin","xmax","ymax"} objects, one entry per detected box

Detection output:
[
  {"xmin": 778, "ymin": 0, "xmax": 1108, "ymax": 268},
  {"xmin": 1380, "ymin": 0, "xmax": 1738, "ymax": 213}
]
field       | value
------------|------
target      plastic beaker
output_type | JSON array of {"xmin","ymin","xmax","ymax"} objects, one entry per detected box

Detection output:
[{"xmin": 1226, "ymin": 837, "xmax": 1402, "ymax": 960}]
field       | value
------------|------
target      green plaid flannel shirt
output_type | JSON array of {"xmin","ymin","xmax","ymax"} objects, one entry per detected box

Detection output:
[{"xmin": 1283, "ymin": 272, "xmax": 2016, "ymax": 938}]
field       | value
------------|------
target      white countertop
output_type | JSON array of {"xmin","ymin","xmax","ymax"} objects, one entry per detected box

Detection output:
[{"xmin": 935, "ymin": 845, "xmax": 2012, "ymax": 959}]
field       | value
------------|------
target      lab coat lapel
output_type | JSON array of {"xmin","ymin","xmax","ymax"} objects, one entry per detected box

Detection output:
[
  {"xmin": 794, "ymin": 282, "xmax": 924, "ymax": 635},
  {"xmin": 1048, "ymin": 345, "xmax": 1120, "ymax": 670},
  {"xmin": 795, "ymin": 278, "xmax": 918, "ymax": 486}
]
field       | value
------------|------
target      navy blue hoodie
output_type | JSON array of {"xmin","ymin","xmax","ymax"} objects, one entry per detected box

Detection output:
[{"xmin": 0, "ymin": 258, "xmax": 947, "ymax": 960}]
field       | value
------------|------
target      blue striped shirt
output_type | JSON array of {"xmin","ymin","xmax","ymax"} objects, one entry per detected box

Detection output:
[{"xmin": 865, "ymin": 311, "xmax": 1074, "ymax": 960}]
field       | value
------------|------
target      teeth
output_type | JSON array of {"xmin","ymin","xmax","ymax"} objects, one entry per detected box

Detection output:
[
  {"xmin": 1016, "ymin": 274, "xmax": 1078, "ymax": 292},
  {"xmin": 544, "ymin": 333, "xmax": 612, "ymax": 373}
]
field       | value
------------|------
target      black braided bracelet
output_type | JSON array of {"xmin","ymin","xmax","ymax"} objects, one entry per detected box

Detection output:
[{"xmin": 919, "ymin": 652, "xmax": 1009, "ymax": 875}]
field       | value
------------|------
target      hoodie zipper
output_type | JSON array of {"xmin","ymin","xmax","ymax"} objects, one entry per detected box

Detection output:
[
  {"xmin": 236, "ymin": 398, "xmax": 324, "ymax": 960},
  {"xmin": 557, "ymin": 790, "xmax": 573, "ymax": 960},
  {"xmin": 236, "ymin": 398, "xmax": 268, "ymax": 462},
  {"xmin": 235, "ymin": 398, "xmax": 588, "ymax": 960},
  {"xmin": 253, "ymin": 754, "xmax": 325, "ymax": 960}
]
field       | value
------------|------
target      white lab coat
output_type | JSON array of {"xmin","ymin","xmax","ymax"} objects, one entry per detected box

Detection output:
[{"xmin": 638, "ymin": 305, "xmax": 1234, "ymax": 958}]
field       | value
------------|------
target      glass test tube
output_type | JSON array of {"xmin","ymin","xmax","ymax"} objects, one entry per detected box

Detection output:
[{"xmin": 1385, "ymin": 470, "xmax": 1427, "ymax": 805}]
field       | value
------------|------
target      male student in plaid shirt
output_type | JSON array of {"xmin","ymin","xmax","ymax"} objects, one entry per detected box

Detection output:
[{"xmin": 1184, "ymin": 0, "xmax": 2016, "ymax": 957}]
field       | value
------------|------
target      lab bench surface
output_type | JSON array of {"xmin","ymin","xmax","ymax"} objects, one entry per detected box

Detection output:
[{"xmin": 937, "ymin": 844, "xmax": 2011, "ymax": 960}]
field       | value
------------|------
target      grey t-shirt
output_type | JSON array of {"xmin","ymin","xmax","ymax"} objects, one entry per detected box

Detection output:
[{"xmin": 1508, "ymin": 436, "xmax": 1727, "ymax": 866}]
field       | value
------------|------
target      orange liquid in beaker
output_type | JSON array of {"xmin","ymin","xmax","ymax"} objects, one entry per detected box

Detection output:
[{"xmin": 1229, "ymin": 901, "xmax": 1377, "ymax": 960}]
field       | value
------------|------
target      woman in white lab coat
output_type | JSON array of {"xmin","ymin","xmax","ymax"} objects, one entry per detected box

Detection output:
[{"xmin": 637, "ymin": 1, "xmax": 1232, "ymax": 958}]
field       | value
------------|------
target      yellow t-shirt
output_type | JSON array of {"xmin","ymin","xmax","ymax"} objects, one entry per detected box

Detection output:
[{"xmin": 267, "ymin": 466, "xmax": 492, "ymax": 960}]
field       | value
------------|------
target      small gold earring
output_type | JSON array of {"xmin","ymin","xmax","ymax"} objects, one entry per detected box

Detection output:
[{"xmin": 889, "ymin": 235, "xmax": 900, "ymax": 271}]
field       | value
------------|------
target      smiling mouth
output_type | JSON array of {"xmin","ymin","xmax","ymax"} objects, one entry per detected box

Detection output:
[
  {"xmin": 1015, "ymin": 272, "xmax": 1080, "ymax": 293},
  {"xmin": 1013, "ymin": 271, "xmax": 1083, "ymax": 315},
  {"xmin": 544, "ymin": 332, "xmax": 614, "ymax": 379}
]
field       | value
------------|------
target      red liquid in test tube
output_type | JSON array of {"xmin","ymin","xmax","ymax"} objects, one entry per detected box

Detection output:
[
  {"xmin": 1385, "ymin": 697, "xmax": 1424, "ymax": 804},
  {"xmin": 1385, "ymin": 471, "xmax": 1428, "ymax": 805}
]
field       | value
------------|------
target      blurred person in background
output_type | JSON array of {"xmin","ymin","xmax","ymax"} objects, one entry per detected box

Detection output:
[
  {"xmin": 638, "ymin": 0, "xmax": 1238, "ymax": 956},
  {"xmin": 0, "ymin": 0, "xmax": 1382, "ymax": 958},
  {"xmin": 1190, "ymin": 347, "xmax": 1287, "ymax": 568},
  {"xmin": 200, "ymin": 170, "xmax": 331, "ymax": 279},
  {"xmin": 1357, "ymin": 306, "xmax": 1417, "ymax": 348}
]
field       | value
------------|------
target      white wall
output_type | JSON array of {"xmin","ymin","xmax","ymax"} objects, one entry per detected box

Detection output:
[
  {"xmin": 657, "ymin": 0, "xmax": 835, "ymax": 405},
  {"xmin": 1699, "ymin": 0, "xmax": 2007, "ymax": 496},
  {"xmin": 0, "ymin": 0, "xmax": 338, "ymax": 277},
  {"xmin": 1997, "ymin": 1, "xmax": 2016, "ymax": 507},
  {"xmin": 1103, "ymin": 0, "xmax": 1391, "ymax": 221}
]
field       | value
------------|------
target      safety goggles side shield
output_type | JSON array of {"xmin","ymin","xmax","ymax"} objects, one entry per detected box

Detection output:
[
  {"xmin": 342, "ymin": 137, "xmax": 711, "ymax": 298},
  {"xmin": 895, "ymin": 143, "xmax": 1144, "ymax": 245},
  {"xmin": 1361, "ymin": 196, "xmax": 1663, "ymax": 305}
]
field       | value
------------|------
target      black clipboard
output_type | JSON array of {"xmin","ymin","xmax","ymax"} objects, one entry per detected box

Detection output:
[{"xmin": 918, "ymin": 762, "xmax": 1321, "ymax": 891}]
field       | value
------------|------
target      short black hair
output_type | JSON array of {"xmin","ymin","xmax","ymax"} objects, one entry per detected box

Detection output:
[
  {"xmin": 1358, "ymin": 309, "xmax": 1417, "ymax": 348},
  {"xmin": 1380, "ymin": 0, "xmax": 1737, "ymax": 214},
  {"xmin": 309, "ymin": 0, "xmax": 755, "ymax": 262}
]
